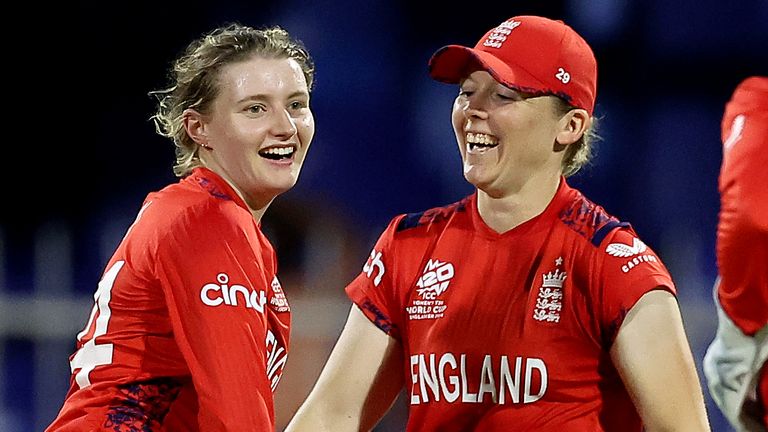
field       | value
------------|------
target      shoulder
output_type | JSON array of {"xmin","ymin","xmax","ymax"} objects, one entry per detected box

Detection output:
[
  {"xmin": 364, "ymin": 196, "xmax": 472, "ymax": 255},
  {"xmin": 393, "ymin": 195, "xmax": 472, "ymax": 234},
  {"xmin": 557, "ymin": 188, "xmax": 630, "ymax": 248},
  {"xmin": 599, "ymin": 226, "xmax": 670, "ymax": 275},
  {"xmin": 129, "ymin": 179, "xmax": 247, "ymax": 245}
]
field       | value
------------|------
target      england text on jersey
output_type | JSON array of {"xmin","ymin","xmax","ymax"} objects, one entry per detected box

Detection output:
[{"xmin": 409, "ymin": 353, "xmax": 547, "ymax": 405}]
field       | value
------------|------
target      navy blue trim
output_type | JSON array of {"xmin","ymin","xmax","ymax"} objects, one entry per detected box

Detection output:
[
  {"xmin": 104, "ymin": 377, "xmax": 183, "ymax": 431},
  {"xmin": 396, "ymin": 198, "xmax": 469, "ymax": 232},
  {"xmin": 397, "ymin": 212, "xmax": 425, "ymax": 232},
  {"xmin": 591, "ymin": 221, "xmax": 630, "ymax": 247},
  {"xmin": 360, "ymin": 299, "xmax": 395, "ymax": 335}
]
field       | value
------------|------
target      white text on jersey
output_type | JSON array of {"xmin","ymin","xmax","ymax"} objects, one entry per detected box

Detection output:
[
  {"xmin": 409, "ymin": 353, "xmax": 548, "ymax": 405},
  {"xmin": 200, "ymin": 272, "xmax": 267, "ymax": 312},
  {"xmin": 265, "ymin": 329, "xmax": 287, "ymax": 391},
  {"xmin": 363, "ymin": 249, "xmax": 385, "ymax": 286},
  {"xmin": 416, "ymin": 259, "xmax": 455, "ymax": 299}
]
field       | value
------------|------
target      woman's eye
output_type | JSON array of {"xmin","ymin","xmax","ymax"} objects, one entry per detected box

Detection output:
[{"xmin": 497, "ymin": 92, "xmax": 525, "ymax": 101}]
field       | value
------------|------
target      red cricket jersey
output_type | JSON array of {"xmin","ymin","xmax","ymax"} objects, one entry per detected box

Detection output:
[
  {"xmin": 46, "ymin": 167, "xmax": 291, "ymax": 431},
  {"xmin": 716, "ymin": 76, "xmax": 768, "ymax": 336},
  {"xmin": 347, "ymin": 178, "xmax": 675, "ymax": 431}
]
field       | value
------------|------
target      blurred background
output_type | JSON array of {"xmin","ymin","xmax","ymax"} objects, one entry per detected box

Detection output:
[{"xmin": 2, "ymin": 0, "xmax": 766, "ymax": 430}]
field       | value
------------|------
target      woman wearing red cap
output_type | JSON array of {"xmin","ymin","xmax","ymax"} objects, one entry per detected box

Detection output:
[{"xmin": 287, "ymin": 15, "xmax": 710, "ymax": 431}]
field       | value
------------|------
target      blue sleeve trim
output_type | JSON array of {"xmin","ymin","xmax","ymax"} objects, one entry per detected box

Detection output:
[
  {"xmin": 397, "ymin": 212, "xmax": 425, "ymax": 232},
  {"xmin": 591, "ymin": 220, "xmax": 631, "ymax": 247}
]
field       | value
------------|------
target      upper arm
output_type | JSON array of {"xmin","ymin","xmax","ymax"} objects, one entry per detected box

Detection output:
[
  {"xmin": 286, "ymin": 304, "xmax": 404, "ymax": 432},
  {"xmin": 610, "ymin": 290, "xmax": 711, "ymax": 431},
  {"xmin": 153, "ymin": 212, "xmax": 276, "ymax": 428}
]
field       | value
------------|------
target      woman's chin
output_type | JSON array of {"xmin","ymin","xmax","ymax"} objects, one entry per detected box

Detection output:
[{"xmin": 463, "ymin": 169, "xmax": 490, "ymax": 190}]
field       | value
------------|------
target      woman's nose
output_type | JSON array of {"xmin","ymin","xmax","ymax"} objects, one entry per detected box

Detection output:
[
  {"xmin": 463, "ymin": 97, "xmax": 489, "ymax": 120},
  {"xmin": 271, "ymin": 108, "xmax": 298, "ymax": 138}
]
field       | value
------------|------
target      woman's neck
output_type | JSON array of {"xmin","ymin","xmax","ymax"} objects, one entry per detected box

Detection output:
[
  {"xmin": 476, "ymin": 173, "xmax": 562, "ymax": 234},
  {"xmin": 233, "ymin": 186, "xmax": 273, "ymax": 223},
  {"xmin": 201, "ymin": 163, "xmax": 273, "ymax": 222}
]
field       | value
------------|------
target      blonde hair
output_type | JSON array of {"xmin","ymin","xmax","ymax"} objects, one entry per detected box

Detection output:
[
  {"xmin": 150, "ymin": 23, "xmax": 315, "ymax": 177},
  {"xmin": 553, "ymin": 97, "xmax": 601, "ymax": 177}
]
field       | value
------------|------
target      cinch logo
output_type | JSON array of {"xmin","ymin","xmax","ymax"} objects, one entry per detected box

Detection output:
[
  {"xmin": 416, "ymin": 259, "xmax": 455, "ymax": 299},
  {"xmin": 363, "ymin": 249, "xmax": 385, "ymax": 287},
  {"xmin": 200, "ymin": 273, "xmax": 267, "ymax": 313}
]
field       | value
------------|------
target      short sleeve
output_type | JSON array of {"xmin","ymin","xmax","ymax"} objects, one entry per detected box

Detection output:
[
  {"xmin": 596, "ymin": 228, "xmax": 677, "ymax": 346},
  {"xmin": 345, "ymin": 215, "xmax": 405, "ymax": 340}
]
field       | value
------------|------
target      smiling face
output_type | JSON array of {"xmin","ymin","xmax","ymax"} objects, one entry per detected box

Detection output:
[
  {"xmin": 451, "ymin": 70, "xmax": 574, "ymax": 197},
  {"xmin": 185, "ymin": 55, "xmax": 315, "ymax": 211}
]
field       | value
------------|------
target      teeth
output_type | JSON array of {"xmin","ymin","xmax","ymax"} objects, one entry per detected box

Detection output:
[
  {"xmin": 466, "ymin": 133, "xmax": 498, "ymax": 146},
  {"xmin": 261, "ymin": 147, "xmax": 295, "ymax": 156}
]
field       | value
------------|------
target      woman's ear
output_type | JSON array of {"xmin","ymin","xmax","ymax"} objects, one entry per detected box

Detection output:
[
  {"xmin": 182, "ymin": 108, "xmax": 211, "ymax": 149},
  {"xmin": 556, "ymin": 108, "xmax": 591, "ymax": 146}
]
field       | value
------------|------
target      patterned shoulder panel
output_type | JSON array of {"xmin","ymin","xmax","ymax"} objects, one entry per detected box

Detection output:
[
  {"xmin": 396, "ymin": 196, "xmax": 470, "ymax": 232},
  {"xmin": 558, "ymin": 191, "xmax": 630, "ymax": 247},
  {"xmin": 105, "ymin": 377, "xmax": 184, "ymax": 431},
  {"xmin": 195, "ymin": 176, "xmax": 234, "ymax": 201}
]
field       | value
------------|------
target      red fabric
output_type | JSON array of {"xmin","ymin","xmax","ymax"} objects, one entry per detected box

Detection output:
[
  {"xmin": 716, "ymin": 76, "xmax": 768, "ymax": 336},
  {"xmin": 429, "ymin": 15, "xmax": 597, "ymax": 113},
  {"xmin": 46, "ymin": 167, "xmax": 290, "ymax": 431},
  {"xmin": 347, "ymin": 179, "xmax": 675, "ymax": 431}
]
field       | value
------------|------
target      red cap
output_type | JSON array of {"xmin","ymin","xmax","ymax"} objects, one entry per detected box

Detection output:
[{"xmin": 429, "ymin": 15, "xmax": 598, "ymax": 114}]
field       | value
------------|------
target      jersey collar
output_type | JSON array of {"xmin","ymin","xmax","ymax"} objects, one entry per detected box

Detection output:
[
  {"xmin": 469, "ymin": 176, "xmax": 574, "ymax": 239},
  {"xmin": 187, "ymin": 167, "xmax": 251, "ymax": 212}
]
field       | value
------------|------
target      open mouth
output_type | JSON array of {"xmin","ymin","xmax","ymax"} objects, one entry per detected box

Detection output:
[
  {"xmin": 258, "ymin": 146, "xmax": 296, "ymax": 161},
  {"xmin": 466, "ymin": 132, "xmax": 499, "ymax": 152}
]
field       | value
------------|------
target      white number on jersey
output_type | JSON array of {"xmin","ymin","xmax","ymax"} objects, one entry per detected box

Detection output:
[{"xmin": 69, "ymin": 260, "xmax": 124, "ymax": 388}]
